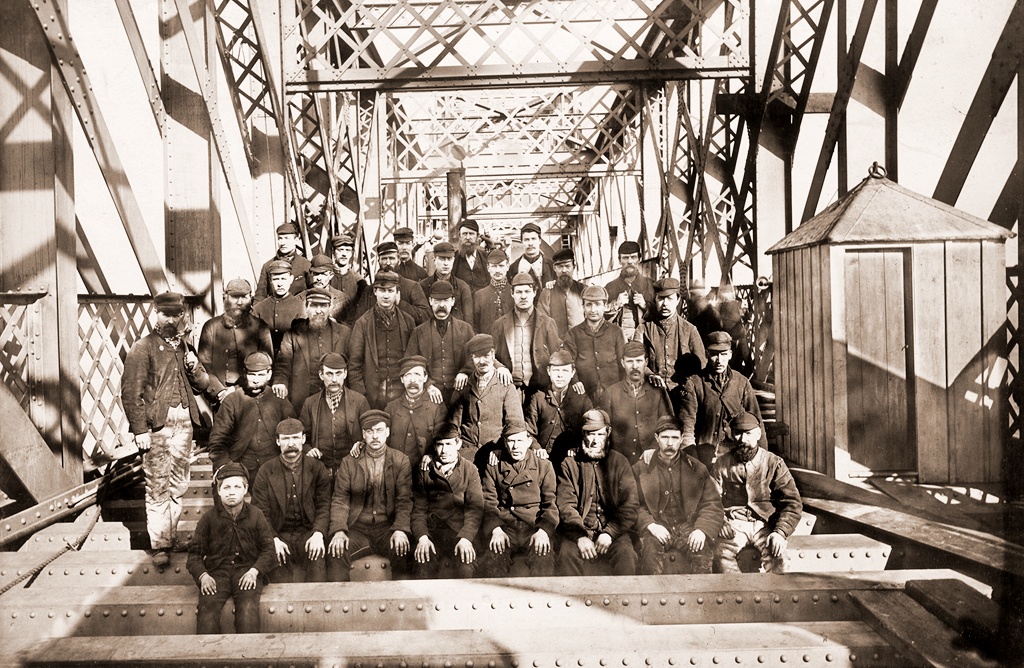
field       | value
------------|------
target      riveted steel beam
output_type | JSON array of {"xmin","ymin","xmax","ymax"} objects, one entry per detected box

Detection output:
[
  {"xmin": 113, "ymin": 0, "xmax": 167, "ymax": 137},
  {"xmin": 19, "ymin": 623, "xmax": 901, "ymax": 666}
]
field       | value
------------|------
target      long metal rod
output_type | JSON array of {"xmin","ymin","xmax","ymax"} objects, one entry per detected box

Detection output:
[
  {"xmin": 27, "ymin": 0, "xmax": 170, "ymax": 294},
  {"xmin": 113, "ymin": 0, "xmax": 167, "ymax": 137}
]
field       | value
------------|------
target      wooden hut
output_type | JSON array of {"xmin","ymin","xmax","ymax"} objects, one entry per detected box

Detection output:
[{"xmin": 766, "ymin": 170, "xmax": 1012, "ymax": 484}]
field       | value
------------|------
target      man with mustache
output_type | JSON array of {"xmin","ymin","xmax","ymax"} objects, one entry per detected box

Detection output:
[
  {"xmin": 712, "ymin": 412, "xmax": 802, "ymax": 574},
  {"xmin": 328, "ymin": 410, "xmax": 413, "ymax": 581},
  {"xmin": 208, "ymin": 352, "xmax": 296, "ymax": 484},
  {"xmin": 597, "ymin": 340, "xmax": 671, "ymax": 465},
  {"xmin": 405, "ymin": 281, "xmax": 476, "ymax": 402},
  {"xmin": 298, "ymin": 352, "xmax": 370, "ymax": 483},
  {"xmin": 301, "ymin": 255, "xmax": 348, "ymax": 322},
  {"xmin": 272, "ymin": 288, "xmax": 351, "ymax": 414},
  {"xmin": 419, "ymin": 241, "xmax": 474, "ymax": 324},
  {"xmin": 198, "ymin": 278, "xmax": 274, "ymax": 406},
  {"xmin": 507, "ymin": 222, "xmax": 555, "ymax": 290},
  {"xmin": 250, "ymin": 418, "xmax": 332, "ymax": 583},
  {"xmin": 604, "ymin": 241, "xmax": 654, "ymax": 340},
  {"xmin": 328, "ymin": 234, "xmax": 370, "ymax": 325},
  {"xmin": 632, "ymin": 277, "xmax": 707, "ymax": 414},
  {"xmin": 562, "ymin": 285, "xmax": 625, "ymax": 406},
  {"xmin": 451, "ymin": 219, "xmax": 491, "ymax": 291},
  {"xmin": 349, "ymin": 271, "xmax": 418, "ymax": 409},
  {"xmin": 537, "ymin": 247, "xmax": 587, "ymax": 337},
  {"xmin": 384, "ymin": 356, "xmax": 446, "ymax": 464},
  {"xmin": 393, "ymin": 227, "xmax": 428, "ymax": 281},
  {"xmin": 122, "ymin": 291, "xmax": 211, "ymax": 566},
  {"xmin": 473, "ymin": 248, "xmax": 514, "ymax": 335},
  {"xmin": 254, "ymin": 222, "xmax": 310, "ymax": 301},
  {"xmin": 253, "ymin": 260, "xmax": 305, "ymax": 355},
  {"xmin": 555, "ymin": 409, "xmax": 639, "ymax": 576},
  {"xmin": 679, "ymin": 331, "xmax": 765, "ymax": 470},
  {"xmin": 633, "ymin": 416, "xmax": 724, "ymax": 575}
]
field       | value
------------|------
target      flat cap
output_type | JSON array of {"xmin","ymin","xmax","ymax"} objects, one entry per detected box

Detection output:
[
  {"xmin": 502, "ymin": 418, "xmax": 530, "ymax": 439},
  {"xmin": 153, "ymin": 291, "xmax": 185, "ymax": 316},
  {"xmin": 707, "ymin": 330, "xmax": 732, "ymax": 352},
  {"xmin": 582, "ymin": 285, "xmax": 608, "ymax": 302},
  {"xmin": 375, "ymin": 241, "xmax": 399, "ymax": 256},
  {"xmin": 653, "ymin": 277, "xmax": 680, "ymax": 296},
  {"xmin": 433, "ymin": 241, "xmax": 456, "ymax": 257},
  {"xmin": 225, "ymin": 278, "xmax": 252, "ymax": 296},
  {"xmin": 429, "ymin": 281, "xmax": 454, "ymax": 298},
  {"xmin": 276, "ymin": 418, "xmax": 303, "ymax": 436},
  {"xmin": 309, "ymin": 255, "xmax": 334, "ymax": 273},
  {"xmin": 214, "ymin": 462, "xmax": 249, "ymax": 485},
  {"xmin": 618, "ymin": 240, "xmax": 641, "ymax": 256},
  {"xmin": 622, "ymin": 340, "xmax": 646, "ymax": 358},
  {"xmin": 330, "ymin": 234, "xmax": 354, "ymax": 248},
  {"xmin": 520, "ymin": 222, "xmax": 542, "ymax": 237},
  {"xmin": 487, "ymin": 249, "xmax": 509, "ymax": 264},
  {"xmin": 399, "ymin": 355, "xmax": 428, "ymax": 376},
  {"xmin": 730, "ymin": 411, "xmax": 760, "ymax": 433},
  {"xmin": 304, "ymin": 287, "xmax": 332, "ymax": 305},
  {"xmin": 434, "ymin": 422, "xmax": 461, "ymax": 441},
  {"xmin": 510, "ymin": 272, "xmax": 535, "ymax": 287},
  {"xmin": 244, "ymin": 351, "xmax": 273, "ymax": 371},
  {"xmin": 548, "ymin": 350, "xmax": 574, "ymax": 367},
  {"xmin": 459, "ymin": 219, "xmax": 480, "ymax": 233},
  {"xmin": 360, "ymin": 409, "xmax": 391, "ymax": 430},
  {"xmin": 267, "ymin": 259, "xmax": 292, "ymax": 275},
  {"xmin": 276, "ymin": 223, "xmax": 299, "ymax": 236},
  {"xmin": 372, "ymin": 270, "xmax": 400, "ymax": 288},
  {"xmin": 552, "ymin": 248, "xmax": 575, "ymax": 265},
  {"xmin": 393, "ymin": 227, "xmax": 414, "ymax": 240},
  {"xmin": 467, "ymin": 333, "xmax": 495, "ymax": 355},
  {"xmin": 319, "ymin": 351, "xmax": 347, "ymax": 370},
  {"xmin": 654, "ymin": 416, "xmax": 682, "ymax": 434},
  {"xmin": 581, "ymin": 408, "xmax": 609, "ymax": 432}
]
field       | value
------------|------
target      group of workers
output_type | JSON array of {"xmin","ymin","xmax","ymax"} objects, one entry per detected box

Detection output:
[{"xmin": 120, "ymin": 218, "xmax": 801, "ymax": 636}]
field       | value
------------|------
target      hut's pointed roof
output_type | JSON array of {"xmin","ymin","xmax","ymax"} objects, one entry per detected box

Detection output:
[{"xmin": 766, "ymin": 170, "xmax": 1013, "ymax": 254}]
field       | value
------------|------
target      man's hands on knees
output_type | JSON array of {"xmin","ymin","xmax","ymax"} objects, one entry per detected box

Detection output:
[
  {"xmin": 455, "ymin": 538, "xmax": 475, "ymax": 564},
  {"xmin": 199, "ymin": 572, "xmax": 217, "ymax": 595},
  {"xmin": 415, "ymin": 536, "xmax": 435, "ymax": 563},
  {"xmin": 766, "ymin": 532, "xmax": 787, "ymax": 557},
  {"xmin": 489, "ymin": 527, "xmax": 509, "ymax": 554},
  {"xmin": 530, "ymin": 529, "xmax": 551, "ymax": 556},
  {"xmin": 647, "ymin": 523, "xmax": 671, "ymax": 545},
  {"xmin": 329, "ymin": 531, "xmax": 349, "ymax": 558},
  {"xmin": 687, "ymin": 529, "xmax": 707, "ymax": 553},
  {"xmin": 273, "ymin": 537, "xmax": 291, "ymax": 565},
  {"xmin": 595, "ymin": 532, "xmax": 612, "ymax": 555},
  {"xmin": 391, "ymin": 530, "xmax": 410, "ymax": 556},
  {"xmin": 577, "ymin": 536, "xmax": 597, "ymax": 560},
  {"xmin": 238, "ymin": 568, "xmax": 259, "ymax": 590},
  {"xmin": 133, "ymin": 432, "xmax": 152, "ymax": 452},
  {"xmin": 305, "ymin": 532, "xmax": 325, "ymax": 561},
  {"xmin": 719, "ymin": 522, "xmax": 736, "ymax": 539}
]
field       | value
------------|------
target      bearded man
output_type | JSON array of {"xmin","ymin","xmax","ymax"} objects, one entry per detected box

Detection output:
[
  {"xmin": 451, "ymin": 219, "xmax": 490, "ymax": 291},
  {"xmin": 537, "ymin": 248, "xmax": 586, "ymax": 337},
  {"xmin": 198, "ymin": 278, "xmax": 273, "ymax": 405}
]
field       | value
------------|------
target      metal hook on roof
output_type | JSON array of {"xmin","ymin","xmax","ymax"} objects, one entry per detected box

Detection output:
[{"xmin": 868, "ymin": 162, "xmax": 887, "ymax": 179}]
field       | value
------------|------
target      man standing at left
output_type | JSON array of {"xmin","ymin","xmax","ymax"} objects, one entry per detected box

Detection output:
[{"xmin": 122, "ymin": 291, "xmax": 211, "ymax": 566}]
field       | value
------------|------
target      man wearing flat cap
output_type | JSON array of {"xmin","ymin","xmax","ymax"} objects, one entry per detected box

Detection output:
[
  {"xmin": 473, "ymin": 248, "xmax": 515, "ymax": 334},
  {"xmin": 298, "ymin": 352, "xmax": 370, "ymax": 481},
  {"xmin": 448, "ymin": 333, "xmax": 523, "ymax": 467},
  {"xmin": 419, "ymin": 241, "xmax": 474, "ymax": 324},
  {"xmin": 452, "ymin": 219, "xmax": 491, "ymax": 291},
  {"xmin": 490, "ymin": 272, "xmax": 564, "ymax": 403},
  {"xmin": 327, "ymin": 234, "xmax": 370, "ymax": 325},
  {"xmin": 393, "ymin": 227, "xmax": 428, "ymax": 282},
  {"xmin": 384, "ymin": 356, "xmax": 447, "ymax": 464},
  {"xmin": 123, "ymin": 291, "xmax": 211, "ymax": 566},
  {"xmin": 406, "ymin": 280, "xmax": 477, "ymax": 401},
  {"xmin": 556, "ymin": 408, "xmax": 639, "ymax": 576},
  {"xmin": 251, "ymin": 418, "xmax": 332, "ymax": 582},
  {"xmin": 198, "ymin": 278, "xmax": 274, "ymax": 405},
  {"xmin": 253, "ymin": 260, "xmax": 305, "ymax": 355},
  {"xmin": 633, "ymin": 416, "xmax": 724, "ymax": 575},
  {"xmin": 604, "ymin": 240, "xmax": 654, "ymax": 340},
  {"xmin": 272, "ymin": 288, "xmax": 351, "ymax": 414},
  {"xmin": 597, "ymin": 340, "xmax": 671, "ymax": 464},
  {"xmin": 478, "ymin": 420, "xmax": 558, "ymax": 577},
  {"xmin": 187, "ymin": 462, "xmax": 275, "ymax": 634},
  {"xmin": 507, "ymin": 222, "xmax": 556, "ymax": 290},
  {"xmin": 328, "ymin": 409, "xmax": 413, "ymax": 580},
  {"xmin": 369, "ymin": 240, "xmax": 430, "ymax": 325},
  {"xmin": 537, "ymin": 248, "xmax": 587, "ymax": 337},
  {"xmin": 411, "ymin": 422, "xmax": 484, "ymax": 579},
  {"xmin": 679, "ymin": 330, "xmax": 765, "ymax": 469},
  {"xmin": 632, "ymin": 276, "xmax": 707, "ymax": 413},
  {"xmin": 301, "ymin": 255, "xmax": 349, "ymax": 322},
  {"xmin": 525, "ymin": 350, "xmax": 593, "ymax": 467},
  {"xmin": 712, "ymin": 412, "xmax": 802, "ymax": 574},
  {"xmin": 348, "ymin": 270, "xmax": 418, "ymax": 409},
  {"xmin": 255, "ymin": 222, "xmax": 310, "ymax": 301},
  {"xmin": 562, "ymin": 284, "xmax": 625, "ymax": 405},
  {"xmin": 208, "ymin": 352, "xmax": 296, "ymax": 484}
]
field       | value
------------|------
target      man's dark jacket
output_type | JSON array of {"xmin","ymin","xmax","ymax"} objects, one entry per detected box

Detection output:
[
  {"xmin": 208, "ymin": 388, "xmax": 296, "ymax": 471},
  {"xmin": 633, "ymin": 454, "xmax": 724, "ymax": 538},
  {"xmin": 556, "ymin": 449, "xmax": 639, "ymax": 541},
  {"xmin": 187, "ymin": 502, "xmax": 276, "ymax": 583},
  {"xmin": 122, "ymin": 333, "xmax": 211, "ymax": 435},
  {"xmin": 251, "ymin": 455, "xmax": 332, "ymax": 538},
  {"xmin": 198, "ymin": 315, "xmax": 274, "ymax": 396},
  {"xmin": 328, "ymin": 447, "xmax": 413, "ymax": 536},
  {"xmin": 273, "ymin": 319, "xmax": 351, "ymax": 413},
  {"xmin": 411, "ymin": 455, "xmax": 484, "ymax": 543}
]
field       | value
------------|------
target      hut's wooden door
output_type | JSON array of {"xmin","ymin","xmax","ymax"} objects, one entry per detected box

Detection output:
[{"xmin": 844, "ymin": 249, "xmax": 916, "ymax": 474}]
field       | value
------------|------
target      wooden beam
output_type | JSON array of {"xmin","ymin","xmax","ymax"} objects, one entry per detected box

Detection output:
[
  {"xmin": 0, "ymin": 381, "xmax": 77, "ymax": 502},
  {"xmin": 904, "ymin": 579, "xmax": 1005, "ymax": 658}
]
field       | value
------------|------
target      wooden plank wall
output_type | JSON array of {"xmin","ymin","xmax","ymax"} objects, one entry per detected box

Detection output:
[
  {"xmin": 913, "ymin": 243, "xmax": 950, "ymax": 483},
  {"xmin": 981, "ymin": 241, "xmax": 1007, "ymax": 483}
]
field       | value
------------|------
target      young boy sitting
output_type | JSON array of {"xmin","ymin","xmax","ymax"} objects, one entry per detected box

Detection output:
[{"xmin": 186, "ymin": 462, "xmax": 276, "ymax": 634}]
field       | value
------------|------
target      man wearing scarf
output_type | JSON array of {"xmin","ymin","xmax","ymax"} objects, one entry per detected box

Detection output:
[
  {"xmin": 348, "ymin": 271, "xmax": 417, "ymax": 409},
  {"xmin": 712, "ymin": 412, "xmax": 802, "ymax": 574},
  {"xmin": 122, "ymin": 291, "xmax": 211, "ymax": 566},
  {"xmin": 419, "ymin": 241, "xmax": 474, "ymax": 323},
  {"xmin": 298, "ymin": 352, "xmax": 370, "ymax": 481},
  {"xmin": 328, "ymin": 410, "xmax": 413, "ymax": 581},
  {"xmin": 555, "ymin": 409, "xmax": 639, "ymax": 576},
  {"xmin": 254, "ymin": 222, "xmax": 310, "ymax": 300},
  {"xmin": 604, "ymin": 240, "xmax": 654, "ymax": 340},
  {"xmin": 411, "ymin": 422, "xmax": 484, "ymax": 579},
  {"xmin": 198, "ymin": 278, "xmax": 273, "ymax": 406},
  {"xmin": 473, "ymin": 248, "xmax": 514, "ymax": 335}
]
